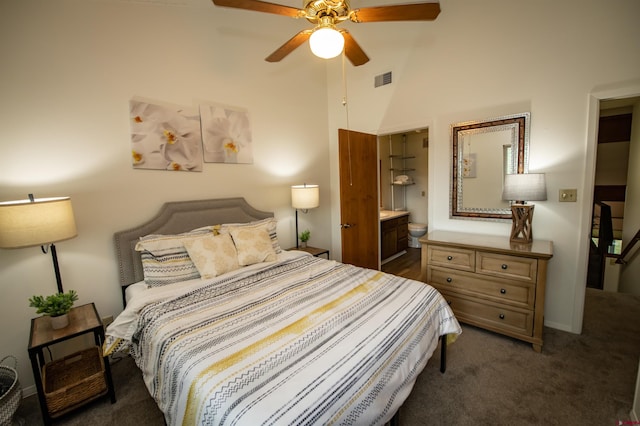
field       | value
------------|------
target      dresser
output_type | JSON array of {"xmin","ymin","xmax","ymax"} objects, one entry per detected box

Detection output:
[{"xmin": 420, "ymin": 230, "xmax": 553, "ymax": 352}]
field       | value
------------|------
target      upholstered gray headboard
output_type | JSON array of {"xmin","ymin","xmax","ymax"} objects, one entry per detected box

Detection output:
[{"xmin": 114, "ymin": 197, "xmax": 273, "ymax": 289}]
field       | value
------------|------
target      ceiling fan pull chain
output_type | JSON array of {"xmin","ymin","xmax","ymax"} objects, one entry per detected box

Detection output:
[{"xmin": 342, "ymin": 50, "xmax": 353, "ymax": 187}]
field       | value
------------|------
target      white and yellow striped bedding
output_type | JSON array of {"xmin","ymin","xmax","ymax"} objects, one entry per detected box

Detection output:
[{"xmin": 105, "ymin": 251, "xmax": 461, "ymax": 425}]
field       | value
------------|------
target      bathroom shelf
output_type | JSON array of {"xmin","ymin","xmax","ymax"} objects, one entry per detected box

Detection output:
[{"xmin": 389, "ymin": 135, "xmax": 413, "ymax": 211}]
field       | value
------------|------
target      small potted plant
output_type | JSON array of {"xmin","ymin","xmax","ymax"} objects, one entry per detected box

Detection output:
[
  {"xmin": 28, "ymin": 290, "xmax": 79, "ymax": 329},
  {"xmin": 299, "ymin": 229, "xmax": 310, "ymax": 248}
]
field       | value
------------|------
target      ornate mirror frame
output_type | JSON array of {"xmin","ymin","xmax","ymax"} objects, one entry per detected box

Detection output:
[{"xmin": 450, "ymin": 112, "xmax": 530, "ymax": 220}]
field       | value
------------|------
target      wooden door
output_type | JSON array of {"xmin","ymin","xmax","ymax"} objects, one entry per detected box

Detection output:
[{"xmin": 338, "ymin": 128, "xmax": 379, "ymax": 269}]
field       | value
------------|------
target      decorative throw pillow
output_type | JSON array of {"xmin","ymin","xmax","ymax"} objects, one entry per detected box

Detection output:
[
  {"xmin": 135, "ymin": 226, "xmax": 215, "ymax": 286},
  {"xmin": 182, "ymin": 233, "xmax": 239, "ymax": 279},
  {"xmin": 229, "ymin": 227, "xmax": 277, "ymax": 266},
  {"xmin": 219, "ymin": 217, "xmax": 281, "ymax": 254}
]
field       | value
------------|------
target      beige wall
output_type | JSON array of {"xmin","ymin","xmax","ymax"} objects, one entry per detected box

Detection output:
[
  {"xmin": 619, "ymin": 101, "xmax": 640, "ymax": 294},
  {"xmin": 0, "ymin": 0, "xmax": 331, "ymax": 392},
  {"xmin": 404, "ymin": 131, "xmax": 429, "ymax": 225},
  {"xmin": 595, "ymin": 141, "xmax": 630, "ymax": 186},
  {"xmin": 326, "ymin": 0, "xmax": 640, "ymax": 334}
]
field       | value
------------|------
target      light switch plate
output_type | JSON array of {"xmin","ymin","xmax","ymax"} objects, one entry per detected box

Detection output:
[{"xmin": 559, "ymin": 189, "xmax": 577, "ymax": 202}]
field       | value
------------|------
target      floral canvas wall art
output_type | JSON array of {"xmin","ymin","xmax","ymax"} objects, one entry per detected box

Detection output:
[
  {"xmin": 129, "ymin": 99, "xmax": 203, "ymax": 172},
  {"xmin": 200, "ymin": 103, "xmax": 253, "ymax": 164},
  {"xmin": 462, "ymin": 153, "xmax": 477, "ymax": 178}
]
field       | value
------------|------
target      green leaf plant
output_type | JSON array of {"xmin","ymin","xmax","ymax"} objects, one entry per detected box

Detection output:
[{"xmin": 28, "ymin": 290, "xmax": 79, "ymax": 317}]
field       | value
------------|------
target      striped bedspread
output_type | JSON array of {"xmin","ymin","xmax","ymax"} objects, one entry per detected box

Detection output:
[{"xmin": 105, "ymin": 252, "xmax": 461, "ymax": 425}]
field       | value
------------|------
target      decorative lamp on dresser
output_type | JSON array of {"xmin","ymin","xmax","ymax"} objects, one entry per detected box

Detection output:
[{"xmin": 420, "ymin": 230, "xmax": 553, "ymax": 352}]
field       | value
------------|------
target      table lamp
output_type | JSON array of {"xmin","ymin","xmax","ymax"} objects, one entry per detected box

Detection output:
[
  {"xmin": 501, "ymin": 174, "xmax": 547, "ymax": 243},
  {"xmin": 291, "ymin": 184, "xmax": 319, "ymax": 248},
  {"xmin": 0, "ymin": 194, "xmax": 77, "ymax": 293}
]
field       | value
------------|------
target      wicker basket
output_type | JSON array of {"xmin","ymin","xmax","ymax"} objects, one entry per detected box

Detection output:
[
  {"xmin": 42, "ymin": 347, "xmax": 107, "ymax": 416},
  {"xmin": 0, "ymin": 356, "xmax": 21, "ymax": 426}
]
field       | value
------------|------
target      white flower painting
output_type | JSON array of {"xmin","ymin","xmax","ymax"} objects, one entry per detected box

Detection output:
[
  {"xmin": 462, "ymin": 153, "xmax": 477, "ymax": 178},
  {"xmin": 200, "ymin": 103, "xmax": 253, "ymax": 164},
  {"xmin": 129, "ymin": 99, "xmax": 203, "ymax": 172}
]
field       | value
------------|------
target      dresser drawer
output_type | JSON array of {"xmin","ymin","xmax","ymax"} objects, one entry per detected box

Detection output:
[
  {"xmin": 427, "ymin": 246, "xmax": 475, "ymax": 272},
  {"xmin": 441, "ymin": 292, "xmax": 534, "ymax": 337},
  {"xmin": 476, "ymin": 252, "xmax": 537, "ymax": 283},
  {"xmin": 428, "ymin": 267, "xmax": 534, "ymax": 309}
]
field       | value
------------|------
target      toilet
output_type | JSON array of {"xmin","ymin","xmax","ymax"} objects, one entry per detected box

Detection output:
[{"xmin": 408, "ymin": 223, "xmax": 428, "ymax": 248}]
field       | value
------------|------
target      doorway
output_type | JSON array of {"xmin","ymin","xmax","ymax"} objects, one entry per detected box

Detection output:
[
  {"xmin": 337, "ymin": 127, "xmax": 430, "ymax": 270},
  {"xmin": 587, "ymin": 96, "xmax": 639, "ymax": 292},
  {"xmin": 378, "ymin": 128, "xmax": 429, "ymax": 265}
]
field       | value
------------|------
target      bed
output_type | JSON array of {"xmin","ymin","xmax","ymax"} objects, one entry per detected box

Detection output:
[{"xmin": 105, "ymin": 197, "xmax": 461, "ymax": 426}]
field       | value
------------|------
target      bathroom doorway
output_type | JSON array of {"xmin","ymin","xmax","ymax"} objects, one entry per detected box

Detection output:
[{"xmin": 378, "ymin": 128, "xmax": 429, "ymax": 264}]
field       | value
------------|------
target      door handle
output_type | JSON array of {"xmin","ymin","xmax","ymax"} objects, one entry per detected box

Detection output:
[{"xmin": 341, "ymin": 223, "xmax": 354, "ymax": 229}]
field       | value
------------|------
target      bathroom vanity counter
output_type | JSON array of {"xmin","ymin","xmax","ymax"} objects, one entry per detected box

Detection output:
[
  {"xmin": 380, "ymin": 211, "xmax": 409, "ymax": 261},
  {"xmin": 380, "ymin": 210, "xmax": 409, "ymax": 221}
]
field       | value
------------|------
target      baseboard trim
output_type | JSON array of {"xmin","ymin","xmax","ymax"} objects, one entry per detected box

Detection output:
[
  {"xmin": 22, "ymin": 384, "xmax": 36, "ymax": 398},
  {"xmin": 543, "ymin": 320, "xmax": 574, "ymax": 333},
  {"xmin": 381, "ymin": 250, "xmax": 406, "ymax": 265}
]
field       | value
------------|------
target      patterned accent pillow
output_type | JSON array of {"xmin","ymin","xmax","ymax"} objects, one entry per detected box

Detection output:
[
  {"xmin": 135, "ymin": 226, "xmax": 215, "ymax": 286},
  {"xmin": 229, "ymin": 227, "xmax": 277, "ymax": 266},
  {"xmin": 219, "ymin": 218, "xmax": 281, "ymax": 254},
  {"xmin": 182, "ymin": 234, "xmax": 239, "ymax": 279}
]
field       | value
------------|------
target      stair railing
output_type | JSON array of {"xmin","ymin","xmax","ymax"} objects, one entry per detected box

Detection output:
[{"xmin": 615, "ymin": 229, "xmax": 640, "ymax": 265}]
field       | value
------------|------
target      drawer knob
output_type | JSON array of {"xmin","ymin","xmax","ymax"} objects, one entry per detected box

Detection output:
[
  {"xmin": 501, "ymin": 264, "xmax": 508, "ymax": 270},
  {"xmin": 500, "ymin": 288, "xmax": 506, "ymax": 294},
  {"xmin": 447, "ymin": 255, "xmax": 453, "ymax": 261},
  {"xmin": 446, "ymin": 277, "xmax": 452, "ymax": 283},
  {"xmin": 499, "ymin": 313, "xmax": 505, "ymax": 320}
]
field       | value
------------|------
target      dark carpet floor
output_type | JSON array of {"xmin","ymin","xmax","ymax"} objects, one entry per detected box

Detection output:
[{"xmin": 13, "ymin": 288, "xmax": 640, "ymax": 425}]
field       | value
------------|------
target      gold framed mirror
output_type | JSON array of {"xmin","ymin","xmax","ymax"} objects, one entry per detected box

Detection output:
[{"xmin": 450, "ymin": 113, "xmax": 530, "ymax": 220}]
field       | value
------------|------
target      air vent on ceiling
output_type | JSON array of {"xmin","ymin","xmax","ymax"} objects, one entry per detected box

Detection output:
[{"xmin": 374, "ymin": 71, "xmax": 392, "ymax": 88}]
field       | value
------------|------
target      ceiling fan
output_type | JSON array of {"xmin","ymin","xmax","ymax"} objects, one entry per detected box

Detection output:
[{"xmin": 211, "ymin": 0, "xmax": 441, "ymax": 66}]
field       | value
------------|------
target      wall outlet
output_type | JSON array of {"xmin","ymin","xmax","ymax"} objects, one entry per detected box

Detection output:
[{"xmin": 559, "ymin": 189, "xmax": 577, "ymax": 202}]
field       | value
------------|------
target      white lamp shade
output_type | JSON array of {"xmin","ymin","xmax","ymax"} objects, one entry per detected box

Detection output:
[
  {"xmin": 0, "ymin": 196, "xmax": 77, "ymax": 248},
  {"xmin": 309, "ymin": 27, "xmax": 344, "ymax": 59},
  {"xmin": 502, "ymin": 173, "xmax": 547, "ymax": 202},
  {"xmin": 291, "ymin": 185, "xmax": 320, "ymax": 210}
]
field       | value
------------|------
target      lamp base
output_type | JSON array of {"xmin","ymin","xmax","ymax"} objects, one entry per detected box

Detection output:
[{"xmin": 510, "ymin": 204, "xmax": 535, "ymax": 243}]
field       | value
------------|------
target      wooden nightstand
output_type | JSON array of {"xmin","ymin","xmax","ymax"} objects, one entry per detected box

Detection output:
[
  {"xmin": 288, "ymin": 246, "xmax": 330, "ymax": 259},
  {"xmin": 28, "ymin": 303, "xmax": 116, "ymax": 425}
]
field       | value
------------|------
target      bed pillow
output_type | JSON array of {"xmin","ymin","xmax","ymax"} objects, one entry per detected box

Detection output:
[
  {"xmin": 182, "ymin": 233, "xmax": 239, "ymax": 279},
  {"xmin": 219, "ymin": 217, "xmax": 281, "ymax": 254},
  {"xmin": 228, "ymin": 226, "xmax": 277, "ymax": 266},
  {"xmin": 135, "ymin": 226, "xmax": 215, "ymax": 286}
]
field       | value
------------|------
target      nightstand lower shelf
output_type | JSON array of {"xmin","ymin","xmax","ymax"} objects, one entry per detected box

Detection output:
[{"xmin": 43, "ymin": 346, "xmax": 108, "ymax": 418}]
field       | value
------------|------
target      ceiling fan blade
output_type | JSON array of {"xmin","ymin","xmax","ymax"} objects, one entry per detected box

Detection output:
[
  {"xmin": 212, "ymin": 0, "xmax": 301, "ymax": 18},
  {"xmin": 350, "ymin": 3, "xmax": 441, "ymax": 23},
  {"xmin": 265, "ymin": 30, "xmax": 312, "ymax": 62},
  {"xmin": 341, "ymin": 30, "xmax": 369, "ymax": 66}
]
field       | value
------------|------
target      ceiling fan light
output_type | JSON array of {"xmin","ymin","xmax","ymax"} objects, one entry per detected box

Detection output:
[{"xmin": 309, "ymin": 27, "xmax": 344, "ymax": 59}]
